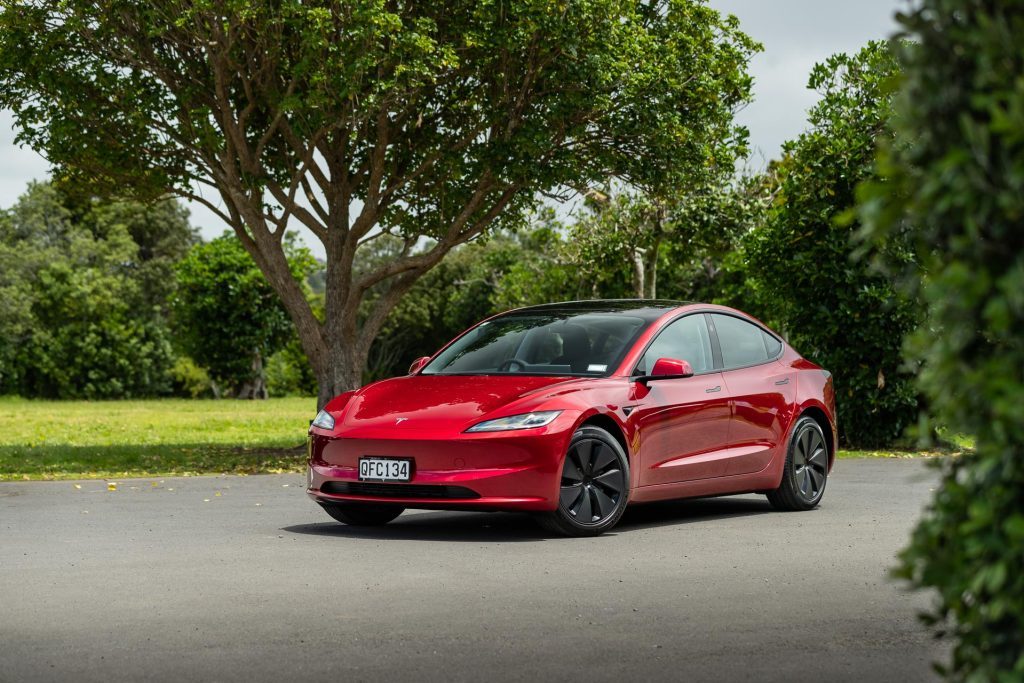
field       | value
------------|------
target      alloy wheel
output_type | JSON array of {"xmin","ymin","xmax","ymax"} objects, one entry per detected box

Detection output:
[
  {"xmin": 792, "ymin": 424, "xmax": 827, "ymax": 502},
  {"xmin": 559, "ymin": 438, "xmax": 626, "ymax": 525}
]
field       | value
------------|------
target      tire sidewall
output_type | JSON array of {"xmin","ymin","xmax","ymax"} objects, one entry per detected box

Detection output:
[
  {"xmin": 554, "ymin": 425, "xmax": 630, "ymax": 534},
  {"xmin": 786, "ymin": 416, "xmax": 828, "ymax": 505}
]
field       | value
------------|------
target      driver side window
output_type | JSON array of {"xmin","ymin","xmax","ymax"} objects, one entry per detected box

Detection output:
[{"xmin": 637, "ymin": 314, "xmax": 713, "ymax": 375}]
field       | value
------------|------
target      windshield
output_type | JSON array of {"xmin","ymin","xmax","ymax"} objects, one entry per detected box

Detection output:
[{"xmin": 421, "ymin": 313, "xmax": 649, "ymax": 377}]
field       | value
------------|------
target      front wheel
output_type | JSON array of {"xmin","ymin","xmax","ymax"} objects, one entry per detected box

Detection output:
[
  {"xmin": 319, "ymin": 502, "xmax": 405, "ymax": 526},
  {"xmin": 766, "ymin": 416, "xmax": 829, "ymax": 511},
  {"xmin": 538, "ymin": 425, "xmax": 630, "ymax": 537}
]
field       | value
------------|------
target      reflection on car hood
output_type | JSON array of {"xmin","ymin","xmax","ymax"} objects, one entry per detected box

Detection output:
[{"xmin": 339, "ymin": 374, "xmax": 582, "ymax": 436}]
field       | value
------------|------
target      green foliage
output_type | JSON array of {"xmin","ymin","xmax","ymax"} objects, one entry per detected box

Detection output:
[
  {"xmin": 169, "ymin": 356, "xmax": 213, "ymax": 399},
  {"xmin": 362, "ymin": 230, "xmax": 538, "ymax": 382},
  {"xmin": 266, "ymin": 341, "xmax": 318, "ymax": 397},
  {"xmin": 741, "ymin": 42, "xmax": 919, "ymax": 447},
  {"xmin": 364, "ymin": 189, "xmax": 762, "ymax": 381},
  {"xmin": 858, "ymin": 2, "xmax": 1024, "ymax": 678},
  {"xmin": 0, "ymin": 0, "xmax": 759, "ymax": 400},
  {"xmin": 172, "ymin": 234, "xmax": 315, "ymax": 395},
  {"xmin": 0, "ymin": 0, "xmax": 758, "ymax": 214},
  {"xmin": 562, "ymin": 180, "xmax": 763, "ymax": 301},
  {"xmin": 485, "ymin": 218, "xmax": 580, "ymax": 309},
  {"xmin": 0, "ymin": 183, "xmax": 195, "ymax": 398}
]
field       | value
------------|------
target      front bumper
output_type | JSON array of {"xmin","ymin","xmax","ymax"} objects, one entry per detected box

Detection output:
[{"xmin": 306, "ymin": 427, "xmax": 573, "ymax": 512}]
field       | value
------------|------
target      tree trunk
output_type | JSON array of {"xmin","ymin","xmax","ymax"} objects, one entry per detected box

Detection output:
[
  {"xmin": 631, "ymin": 247, "xmax": 646, "ymax": 298},
  {"xmin": 644, "ymin": 236, "xmax": 660, "ymax": 299},
  {"xmin": 315, "ymin": 332, "xmax": 368, "ymax": 409},
  {"xmin": 644, "ymin": 207, "xmax": 665, "ymax": 299},
  {"xmin": 223, "ymin": 173, "xmax": 520, "ymax": 411},
  {"xmin": 235, "ymin": 349, "xmax": 268, "ymax": 400}
]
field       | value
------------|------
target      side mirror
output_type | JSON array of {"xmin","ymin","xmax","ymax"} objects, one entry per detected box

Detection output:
[
  {"xmin": 637, "ymin": 357, "xmax": 694, "ymax": 385},
  {"xmin": 408, "ymin": 356, "xmax": 431, "ymax": 375}
]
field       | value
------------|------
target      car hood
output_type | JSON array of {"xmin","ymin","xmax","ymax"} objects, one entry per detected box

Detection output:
[{"xmin": 337, "ymin": 374, "xmax": 584, "ymax": 437}]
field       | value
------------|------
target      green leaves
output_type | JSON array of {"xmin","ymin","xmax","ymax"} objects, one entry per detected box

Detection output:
[
  {"xmin": 171, "ymin": 234, "xmax": 313, "ymax": 394},
  {"xmin": 0, "ymin": 1, "xmax": 758, "ymax": 395},
  {"xmin": 0, "ymin": 183, "xmax": 194, "ymax": 398},
  {"xmin": 858, "ymin": 1, "xmax": 1024, "ymax": 679},
  {"xmin": 740, "ymin": 42, "xmax": 919, "ymax": 448}
]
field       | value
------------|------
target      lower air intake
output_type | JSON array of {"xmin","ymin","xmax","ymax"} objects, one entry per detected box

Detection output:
[{"xmin": 321, "ymin": 481, "xmax": 481, "ymax": 500}]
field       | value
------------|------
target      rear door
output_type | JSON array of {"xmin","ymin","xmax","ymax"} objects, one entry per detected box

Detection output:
[
  {"xmin": 708, "ymin": 313, "xmax": 796, "ymax": 476},
  {"xmin": 631, "ymin": 313, "xmax": 732, "ymax": 485}
]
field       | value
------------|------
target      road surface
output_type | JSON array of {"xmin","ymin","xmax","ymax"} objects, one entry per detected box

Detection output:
[{"xmin": 0, "ymin": 459, "xmax": 944, "ymax": 682}]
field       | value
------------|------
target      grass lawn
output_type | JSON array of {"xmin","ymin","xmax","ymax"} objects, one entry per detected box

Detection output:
[
  {"xmin": 0, "ymin": 396, "xmax": 954, "ymax": 481},
  {"xmin": 0, "ymin": 396, "xmax": 316, "ymax": 480}
]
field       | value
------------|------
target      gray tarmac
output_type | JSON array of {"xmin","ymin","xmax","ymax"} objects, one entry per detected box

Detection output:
[{"xmin": 0, "ymin": 458, "xmax": 944, "ymax": 682}]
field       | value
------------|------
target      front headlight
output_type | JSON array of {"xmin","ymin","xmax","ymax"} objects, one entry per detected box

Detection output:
[
  {"xmin": 465, "ymin": 410, "xmax": 563, "ymax": 433},
  {"xmin": 310, "ymin": 409, "xmax": 335, "ymax": 430}
]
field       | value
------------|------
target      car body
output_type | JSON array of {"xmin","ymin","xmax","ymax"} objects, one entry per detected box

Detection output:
[{"xmin": 307, "ymin": 300, "xmax": 837, "ymax": 535}]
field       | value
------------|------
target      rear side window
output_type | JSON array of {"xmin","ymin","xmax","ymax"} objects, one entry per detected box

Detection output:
[
  {"xmin": 637, "ymin": 314, "xmax": 714, "ymax": 375},
  {"xmin": 711, "ymin": 314, "xmax": 772, "ymax": 369}
]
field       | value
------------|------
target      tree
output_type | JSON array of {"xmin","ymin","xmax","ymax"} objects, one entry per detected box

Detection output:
[
  {"xmin": 564, "ymin": 191, "xmax": 669, "ymax": 299},
  {"xmin": 0, "ymin": 182, "xmax": 194, "ymax": 398},
  {"xmin": 172, "ymin": 233, "xmax": 316, "ymax": 398},
  {"xmin": 86, "ymin": 196, "xmax": 198, "ymax": 311},
  {"xmin": 563, "ymin": 178, "xmax": 761, "ymax": 301},
  {"xmin": 859, "ymin": 3, "xmax": 1024, "ymax": 678},
  {"xmin": 0, "ymin": 0, "xmax": 758, "ymax": 406},
  {"xmin": 742, "ymin": 42, "xmax": 919, "ymax": 447}
]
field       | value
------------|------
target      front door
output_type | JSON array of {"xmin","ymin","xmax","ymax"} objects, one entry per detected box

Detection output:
[{"xmin": 629, "ymin": 313, "xmax": 732, "ymax": 485}]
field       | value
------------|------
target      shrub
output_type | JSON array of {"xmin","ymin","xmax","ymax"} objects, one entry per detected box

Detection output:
[
  {"xmin": 859, "ymin": 2, "xmax": 1024, "ymax": 678},
  {"xmin": 0, "ymin": 183, "xmax": 190, "ymax": 398},
  {"xmin": 169, "ymin": 356, "xmax": 213, "ymax": 399},
  {"xmin": 172, "ymin": 234, "xmax": 315, "ymax": 398},
  {"xmin": 266, "ymin": 342, "xmax": 317, "ymax": 397},
  {"xmin": 743, "ymin": 42, "xmax": 919, "ymax": 447}
]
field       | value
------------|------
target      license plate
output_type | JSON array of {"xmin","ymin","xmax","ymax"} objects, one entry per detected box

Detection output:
[{"xmin": 358, "ymin": 457, "xmax": 412, "ymax": 482}]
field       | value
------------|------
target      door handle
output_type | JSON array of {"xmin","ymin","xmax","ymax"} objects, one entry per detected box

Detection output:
[
  {"xmin": 705, "ymin": 385, "xmax": 722, "ymax": 393},
  {"xmin": 774, "ymin": 378, "xmax": 790, "ymax": 386}
]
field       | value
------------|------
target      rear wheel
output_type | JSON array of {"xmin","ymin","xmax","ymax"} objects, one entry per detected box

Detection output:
[
  {"xmin": 766, "ymin": 416, "xmax": 829, "ymax": 511},
  {"xmin": 319, "ymin": 503, "xmax": 405, "ymax": 526},
  {"xmin": 538, "ymin": 425, "xmax": 629, "ymax": 537}
]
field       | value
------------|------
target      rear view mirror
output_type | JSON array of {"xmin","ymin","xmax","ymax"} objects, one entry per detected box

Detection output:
[
  {"xmin": 408, "ymin": 356, "xmax": 431, "ymax": 375},
  {"xmin": 637, "ymin": 357, "xmax": 694, "ymax": 385}
]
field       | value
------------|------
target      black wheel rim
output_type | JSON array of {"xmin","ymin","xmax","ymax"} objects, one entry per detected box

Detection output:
[
  {"xmin": 559, "ymin": 439, "xmax": 625, "ymax": 525},
  {"xmin": 793, "ymin": 425, "xmax": 827, "ymax": 501}
]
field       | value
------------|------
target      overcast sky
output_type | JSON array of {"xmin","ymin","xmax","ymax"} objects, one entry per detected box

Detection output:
[{"xmin": 0, "ymin": 0, "xmax": 905, "ymax": 244}]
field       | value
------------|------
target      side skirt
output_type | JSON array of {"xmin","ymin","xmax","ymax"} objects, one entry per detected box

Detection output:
[{"xmin": 629, "ymin": 461, "xmax": 781, "ymax": 504}]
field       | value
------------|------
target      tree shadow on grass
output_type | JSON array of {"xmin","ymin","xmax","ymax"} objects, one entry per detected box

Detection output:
[
  {"xmin": 0, "ymin": 443, "xmax": 306, "ymax": 480},
  {"xmin": 282, "ymin": 495, "xmax": 774, "ymax": 543}
]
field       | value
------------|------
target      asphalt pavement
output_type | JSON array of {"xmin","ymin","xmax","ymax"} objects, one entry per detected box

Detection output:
[{"xmin": 0, "ymin": 459, "xmax": 945, "ymax": 682}]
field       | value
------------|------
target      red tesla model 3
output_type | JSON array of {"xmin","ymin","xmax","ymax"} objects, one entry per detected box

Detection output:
[{"xmin": 307, "ymin": 300, "xmax": 837, "ymax": 536}]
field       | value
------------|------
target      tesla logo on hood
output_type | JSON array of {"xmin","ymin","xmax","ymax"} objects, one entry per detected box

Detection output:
[{"xmin": 394, "ymin": 417, "xmax": 409, "ymax": 425}]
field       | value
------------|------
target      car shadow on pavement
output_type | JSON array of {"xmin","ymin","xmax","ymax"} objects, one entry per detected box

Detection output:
[
  {"xmin": 281, "ymin": 495, "xmax": 775, "ymax": 542},
  {"xmin": 616, "ymin": 495, "xmax": 776, "ymax": 532}
]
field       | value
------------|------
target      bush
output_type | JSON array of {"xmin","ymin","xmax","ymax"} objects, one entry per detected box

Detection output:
[
  {"xmin": 859, "ymin": 2, "xmax": 1024, "ymax": 678},
  {"xmin": 266, "ymin": 341, "xmax": 316, "ymax": 397},
  {"xmin": 172, "ymin": 234, "xmax": 314, "ymax": 398},
  {"xmin": 743, "ymin": 42, "xmax": 919, "ymax": 448},
  {"xmin": 0, "ymin": 182, "xmax": 192, "ymax": 398},
  {"xmin": 169, "ymin": 356, "xmax": 213, "ymax": 399}
]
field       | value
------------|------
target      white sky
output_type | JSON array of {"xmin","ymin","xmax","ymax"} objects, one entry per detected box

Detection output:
[{"xmin": 0, "ymin": 0, "xmax": 904, "ymax": 248}]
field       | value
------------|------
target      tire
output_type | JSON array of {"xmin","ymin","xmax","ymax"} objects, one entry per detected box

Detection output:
[
  {"xmin": 766, "ymin": 415, "xmax": 829, "ymax": 511},
  {"xmin": 319, "ymin": 502, "xmax": 405, "ymax": 526},
  {"xmin": 538, "ymin": 425, "xmax": 630, "ymax": 537}
]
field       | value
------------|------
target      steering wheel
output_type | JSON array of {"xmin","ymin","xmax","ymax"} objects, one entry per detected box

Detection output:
[{"xmin": 497, "ymin": 358, "xmax": 527, "ymax": 373}]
